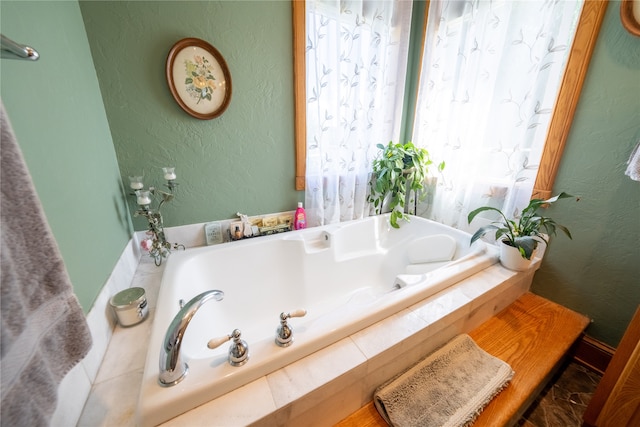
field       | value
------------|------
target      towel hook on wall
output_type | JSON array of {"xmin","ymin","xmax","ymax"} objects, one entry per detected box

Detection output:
[{"xmin": 1, "ymin": 34, "xmax": 39, "ymax": 61}]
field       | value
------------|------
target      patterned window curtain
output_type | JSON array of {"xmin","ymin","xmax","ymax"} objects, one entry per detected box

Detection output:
[
  {"xmin": 304, "ymin": 0, "xmax": 413, "ymax": 226},
  {"xmin": 412, "ymin": 0, "xmax": 583, "ymax": 233}
]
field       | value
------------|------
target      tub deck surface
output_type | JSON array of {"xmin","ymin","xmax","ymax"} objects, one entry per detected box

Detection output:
[
  {"xmin": 79, "ymin": 254, "xmax": 537, "ymax": 426},
  {"xmin": 335, "ymin": 292, "xmax": 590, "ymax": 427},
  {"xmin": 138, "ymin": 215, "xmax": 501, "ymax": 426}
]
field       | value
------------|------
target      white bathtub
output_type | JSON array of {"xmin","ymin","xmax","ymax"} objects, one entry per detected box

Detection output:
[{"xmin": 137, "ymin": 214, "xmax": 498, "ymax": 426}]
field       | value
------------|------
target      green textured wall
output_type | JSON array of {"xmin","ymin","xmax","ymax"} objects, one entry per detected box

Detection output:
[
  {"xmin": 79, "ymin": 1, "xmax": 301, "ymax": 230},
  {"xmin": 0, "ymin": 1, "xmax": 132, "ymax": 311},
  {"xmin": 531, "ymin": 2, "xmax": 640, "ymax": 347}
]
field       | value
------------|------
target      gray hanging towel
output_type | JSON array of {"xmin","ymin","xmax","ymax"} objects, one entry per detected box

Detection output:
[{"xmin": 1, "ymin": 101, "xmax": 93, "ymax": 426}]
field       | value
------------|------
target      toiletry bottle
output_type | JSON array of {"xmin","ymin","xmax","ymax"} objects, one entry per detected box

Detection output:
[{"xmin": 294, "ymin": 202, "xmax": 307, "ymax": 230}]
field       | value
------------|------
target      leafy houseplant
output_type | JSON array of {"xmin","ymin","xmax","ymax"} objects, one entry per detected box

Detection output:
[
  {"xmin": 467, "ymin": 192, "xmax": 574, "ymax": 269},
  {"xmin": 369, "ymin": 141, "xmax": 443, "ymax": 228}
]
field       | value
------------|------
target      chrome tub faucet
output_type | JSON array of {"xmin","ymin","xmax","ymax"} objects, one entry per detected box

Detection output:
[{"xmin": 158, "ymin": 290, "xmax": 224, "ymax": 386}]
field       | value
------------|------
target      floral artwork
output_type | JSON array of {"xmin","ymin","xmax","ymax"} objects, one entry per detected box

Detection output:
[
  {"xmin": 167, "ymin": 38, "xmax": 231, "ymax": 119},
  {"xmin": 184, "ymin": 55, "xmax": 217, "ymax": 104}
]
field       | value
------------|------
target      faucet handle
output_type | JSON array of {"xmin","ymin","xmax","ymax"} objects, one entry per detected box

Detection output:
[
  {"xmin": 285, "ymin": 309, "xmax": 307, "ymax": 319},
  {"xmin": 207, "ymin": 329, "xmax": 249, "ymax": 367},
  {"xmin": 275, "ymin": 309, "xmax": 307, "ymax": 348},
  {"xmin": 207, "ymin": 334, "xmax": 231, "ymax": 350}
]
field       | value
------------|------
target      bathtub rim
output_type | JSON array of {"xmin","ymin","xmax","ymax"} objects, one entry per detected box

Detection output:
[{"xmin": 136, "ymin": 214, "xmax": 508, "ymax": 426}]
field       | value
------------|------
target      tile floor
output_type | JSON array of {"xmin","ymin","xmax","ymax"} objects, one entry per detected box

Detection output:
[{"xmin": 518, "ymin": 362, "xmax": 602, "ymax": 427}]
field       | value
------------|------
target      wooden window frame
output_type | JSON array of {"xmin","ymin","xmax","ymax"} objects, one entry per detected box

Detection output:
[
  {"xmin": 293, "ymin": 0, "xmax": 306, "ymax": 190},
  {"xmin": 292, "ymin": 0, "xmax": 608, "ymax": 195},
  {"xmin": 531, "ymin": 0, "xmax": 608, "ymax": 199}
]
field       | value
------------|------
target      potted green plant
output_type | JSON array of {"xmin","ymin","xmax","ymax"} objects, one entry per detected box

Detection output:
[
  {"xmin": 467, "ymin": 192, "xmax": 575, "ymax": 271},
  {"xmin": 369, "ymin": 141, "xmax": 443, "ymax": 228}
]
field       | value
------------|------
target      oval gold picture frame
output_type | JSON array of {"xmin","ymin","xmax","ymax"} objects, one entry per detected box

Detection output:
[
  {"xmin": 621, "ymin": 0, "xmax": 640, "ymax": 37},
  {"xmin": 166, "ymin": 38, "xmax": 232, "ymax": 120}
]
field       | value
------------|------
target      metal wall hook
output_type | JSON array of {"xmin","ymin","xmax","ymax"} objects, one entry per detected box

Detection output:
[{"xmin": 1, "ymin": 34, "xmax": 39, "ymax": 61}]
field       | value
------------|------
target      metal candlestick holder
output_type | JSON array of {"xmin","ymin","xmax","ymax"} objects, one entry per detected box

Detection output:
[{"xmin": 129, "ymin": 168, "xmax": 185, "ymax": 266}]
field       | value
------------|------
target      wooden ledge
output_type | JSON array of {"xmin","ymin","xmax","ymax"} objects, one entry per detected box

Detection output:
[{"xmin": 335, "ymin": 292, "xmax": 590, "ymax": 427}]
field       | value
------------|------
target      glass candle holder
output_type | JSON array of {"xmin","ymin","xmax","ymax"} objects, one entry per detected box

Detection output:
[
  {"xmin": 129, "ymin": 176, "xmax": 144, "ymax": 190},
  {"xmin": 136, "ymin": 190, "xmax": 152, "ymax": 206},
  {"xmin": 163, "ymin": 167, "xmax": 176, "ymax": 181}
]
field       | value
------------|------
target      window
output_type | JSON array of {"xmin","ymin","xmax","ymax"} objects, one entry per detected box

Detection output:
[
  {"xmin": 293, "ymin": 0, "xmax": 607, "ymax": 222},
  {"xmin": 295, "ymin": 0, "xmax": 413, "ymax": 226},
  {"xmin": 412, "ymin": 0, "xmax": 585, "ymax": 229}
]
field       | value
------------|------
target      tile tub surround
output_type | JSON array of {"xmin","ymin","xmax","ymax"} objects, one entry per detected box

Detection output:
[
  {"xmin": 50, "ymin": 214, "xmax": 308, "ymax": 425},
  {"xmin": 145, "ymin": 210, "xmax": 297, "ymax": 250},
  {"xmin": 79, "ymin": 250, "xmax": 538, "ymax": 426},
  {"xmin": 51, "ymin": 237, "xmax": 142, "ymax": 426}
]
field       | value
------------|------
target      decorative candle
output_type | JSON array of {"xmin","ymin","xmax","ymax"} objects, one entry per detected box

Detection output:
[
  {"xmin": 163, "ymin": 167, "xmax": 176, "ymax": 181},
  {"xmin": 136, "ymin": 190, "xmax": 152, "ymax": 206},
  {"xmin": 129, "ymin": 176, "xmax": 144, "ymax": 190}
]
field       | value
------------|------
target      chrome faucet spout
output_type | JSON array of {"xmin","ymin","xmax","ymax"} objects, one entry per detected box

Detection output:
[{"xmin": 159, "ymin": 289, "xmax": 224, "ymax": 386}]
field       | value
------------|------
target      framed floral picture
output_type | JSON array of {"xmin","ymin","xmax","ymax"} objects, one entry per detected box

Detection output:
[
  {"xmin": 621, "ymin": 0, "xmax": 640, "ymax": 36},
  {"xmin": 166, "ymin": 38, "xmax": 232, "ymax": 120}
]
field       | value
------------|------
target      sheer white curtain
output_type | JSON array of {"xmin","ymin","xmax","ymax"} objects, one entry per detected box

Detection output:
[
  {"xmin": 412, "ymin": 0, "xmax": 582, "ymax": 232},
  {"xmin": 304, "ymin": 0, "xmax": 413, "ymax": 226}
]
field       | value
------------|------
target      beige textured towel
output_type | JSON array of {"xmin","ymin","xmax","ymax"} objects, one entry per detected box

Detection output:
[
  {"xmin": 374, "ymin": 334, "xmax": 513, "ymax": 427},
  {"xmin": 1, "ymin": 101, "xmax": 92, "ymax": 425}
]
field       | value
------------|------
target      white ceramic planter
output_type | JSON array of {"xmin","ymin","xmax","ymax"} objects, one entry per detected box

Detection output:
[{"xmin": 499, "ymin": 241, "xmax": 535, "ymax": 271}]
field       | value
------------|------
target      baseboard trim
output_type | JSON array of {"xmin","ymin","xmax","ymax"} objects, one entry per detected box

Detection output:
[{"xmin": 571, "ymin": 334, "xmax": 615, "ymax": 375}]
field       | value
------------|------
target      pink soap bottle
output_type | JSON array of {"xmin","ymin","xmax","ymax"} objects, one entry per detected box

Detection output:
[{"xmin": 294, "ymin": 202, "xmax": 307, "ymax": 230}]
